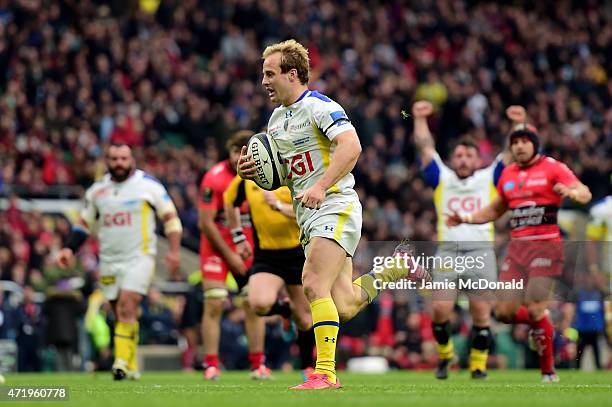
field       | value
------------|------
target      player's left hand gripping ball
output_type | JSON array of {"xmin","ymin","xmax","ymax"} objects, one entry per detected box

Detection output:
[{"xmin": 237, "ymin": 146, "xmax": 257, "ymax": 180}]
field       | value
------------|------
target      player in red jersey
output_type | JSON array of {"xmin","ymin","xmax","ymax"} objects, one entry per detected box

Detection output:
[
  {"xmin": 199, "ymin": 130, "xmax": 269, "ymax": 380},
  {"xmin": 447, "ymin": 118, "xmax": 592, "ymax": 382}
]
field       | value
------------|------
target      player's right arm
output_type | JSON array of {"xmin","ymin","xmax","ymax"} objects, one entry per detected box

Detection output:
[
  {"xmin": 199, "ymin": 175, "xmax": 246, "ymax": 275},
  {"xmin": 296, "ymin": 129, "xmax": 361, "ymax": 209},
  {"xmin": 297, "ymin": 102, "xmax": 361, "ymax": 209},
  {"xmin": 552, "ymin": 179, "xmax": 592, "ymax": 204},
  {"xmin": 411, "ymin": 101, "xmax": 436, "ymax": 167},
  {"xmin": 57, "ymin": 187, "xmax": 98, "ymax": 268},
  {"xmin": 446, "ymin": 194, "xmax": 508, "ymax": 227}
]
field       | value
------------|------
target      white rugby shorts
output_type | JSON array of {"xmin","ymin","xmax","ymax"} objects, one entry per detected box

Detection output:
[
  {"xmin": 99, "ymin": 255, "xmax": 155, "ymax": 300},
  {"xmin": 300, "ymin": 195, "xmax": 362, "ymax": 257}
]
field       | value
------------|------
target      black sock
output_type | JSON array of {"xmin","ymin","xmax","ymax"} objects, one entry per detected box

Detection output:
[
  {"xmin": 470, "ymin": 326, "xmax": 492, "ymax": 351},
  {"xmin": 432, "ymin": 321, "xmax": 451, "ymax": 345},
  {"xmin": 297, "ymin": 328, "xmax": 315, "ymax": 369},
  {"xmin": 265, "ymin": 300, "xmax": 292, "ymax": 319}
]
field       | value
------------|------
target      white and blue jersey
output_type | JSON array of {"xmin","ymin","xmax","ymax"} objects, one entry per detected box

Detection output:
[
  {"xmin": 423, "ymin": 153, "xmax": 504, "ymax": 242},
  {"xmin": 80, "ymin": 169, "xmax": 176, "ymax": 263},
  {"xmin": 587, "ymin": 195, "xmax": 612, "ymax": 242},
  {"xmin": 266, "ymin": 89, "xmax": 362, "ymax": 255},
  {"xmin": 586, "ymin": 195, "xmax": 612, "ymax": 274}
]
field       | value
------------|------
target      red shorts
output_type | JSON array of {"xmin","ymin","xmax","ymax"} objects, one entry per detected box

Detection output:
[
  {"xmin": 499, "ymin": 239, "xmax": 564, "ymax": 283},
  {"xmin": 200, "ymin": 227, "xmax": 254, "ymax": 285}
]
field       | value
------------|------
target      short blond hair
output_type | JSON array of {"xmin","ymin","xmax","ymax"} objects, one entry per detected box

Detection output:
[{"xmin": 262, "ymin": 39, "xmax": 310, "ymax": 85}]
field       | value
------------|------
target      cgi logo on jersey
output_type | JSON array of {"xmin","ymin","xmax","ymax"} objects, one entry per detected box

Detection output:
[
  {"xmin": 103, "ymin": 212, "xmax": 132, "ymax": 227},
  {"xmin": 447, "ymin": 196, "xmax": 482, "ymax": 212}
]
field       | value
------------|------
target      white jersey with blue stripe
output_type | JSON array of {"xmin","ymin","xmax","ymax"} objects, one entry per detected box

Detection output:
[
  {"xmin": 267, "ymin": 89, "xmax": 358, "ymax": 228},
  {"xmin": 80, "ymin": 169, "xmax": 174, "ymax": 263},
  {"xmin": 423, "ymin": 153, "xmax": 504, "ymax": 242},
  {"xmin": 587, "ymin": 196, "xmax": 612, "ymax": 242}
]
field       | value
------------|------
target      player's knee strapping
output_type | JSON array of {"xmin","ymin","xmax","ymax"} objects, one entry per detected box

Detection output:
[
  {"xmin": 353, "ymin": 272, "xmax": 379, "ymax": 303},
  {"xmin": 265, "ymin": 300, "xmax": 292, "ymax": 318},
  {"xmin": 432, "ymin": 321, "xmax": 454, "ymax": 360},
  {"xmin": 469, "ymin": 326, "xmax": 491, "ymax": 372},
  {"xmin": 233, "ymin": 286, "xmax": 249, "ymax": 308},
  {"xmin": 203, "ymin": 288, "xmax": 229, "ymax": 300},
  {"xmin": 310, "ymin": 297, "xmax": 339, "ymax": 383}
]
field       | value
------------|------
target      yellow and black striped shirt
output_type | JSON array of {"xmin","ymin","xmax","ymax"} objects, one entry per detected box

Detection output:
[{"xmin": 223, "ymin": 176, "xmax": 300, "ymax": 251}]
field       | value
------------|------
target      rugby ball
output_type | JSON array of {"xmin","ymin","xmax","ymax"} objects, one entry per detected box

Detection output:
[{"xmin": 247, "ymin": 132, "xmax": 286, "ymax": 191}]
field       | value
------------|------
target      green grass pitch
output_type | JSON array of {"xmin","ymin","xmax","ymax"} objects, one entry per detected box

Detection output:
[{"xmin": 2, "ymin": 370, "xmax": 612, "ymax": 407}]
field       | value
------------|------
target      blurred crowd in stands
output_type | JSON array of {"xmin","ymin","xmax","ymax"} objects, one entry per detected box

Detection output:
[{"xmin": 0, "ymin": 0, "xmax": 610, "ymax": 372}]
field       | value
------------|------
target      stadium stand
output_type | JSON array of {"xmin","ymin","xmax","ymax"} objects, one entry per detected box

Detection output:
[{"xmin": 0, "ymin": 0, "xmax": 610, "ymax": 372}]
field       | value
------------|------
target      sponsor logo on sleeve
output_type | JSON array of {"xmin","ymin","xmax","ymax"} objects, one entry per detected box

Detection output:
[
  {"xmin": 202, "ymin": 187, "xmax": 213, "ymax": 203},
  {"xmin": 330, "ymin": 111, "xmax": 347, "ymax": 122}
]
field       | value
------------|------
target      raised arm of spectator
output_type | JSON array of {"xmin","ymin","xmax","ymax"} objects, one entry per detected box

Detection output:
[
  {"xmin": 502, "ymin": 105, "xmax": 530, "ymax": 165},
  {"xmin": 411, "ymin": 101, "xmax": 436, "ymax": 167}
]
